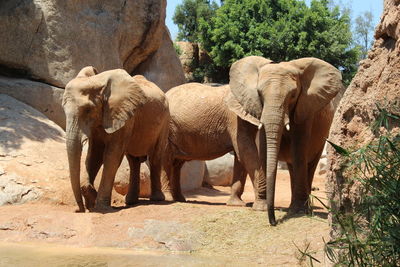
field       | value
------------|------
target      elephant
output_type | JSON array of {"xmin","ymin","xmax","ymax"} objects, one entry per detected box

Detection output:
[
  {"xmin": 62, "ymin": 66, "xmax": 169, "ymax": 212},
  {"xmin": 161, "ymin": 83, "xmax": 267, "ymax": 210},
  {"xmin": 227, "ymin": 56, "xmax": 343, "ymax": 225}
]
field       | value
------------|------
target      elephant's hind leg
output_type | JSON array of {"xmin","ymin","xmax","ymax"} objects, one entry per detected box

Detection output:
[
  {"xmin": 227, "ymin": 155, "xmax": 247, "ymax": 207},
  {"xmin": 170, "ymin": 159, "xmax": 186, "ymax": 202},
  {"xmin": 125, "ymin": 155, "xmax": 141, "ymax": 205},
  {"xmin": 148, "ymin": 151, "xmax": 166, "ymax": 202}
]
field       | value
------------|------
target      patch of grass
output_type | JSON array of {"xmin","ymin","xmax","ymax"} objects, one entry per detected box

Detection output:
[{"xmin": 189, "ymin": 208, "xmax": 329, "ymax": 264}]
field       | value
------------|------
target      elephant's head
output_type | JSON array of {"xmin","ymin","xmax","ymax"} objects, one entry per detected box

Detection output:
[
  {"xmin": 62, "ymin": 67, "xmax": 146, "ymax": 211},
  {"xmin": 228, "ymin": 56, "xmax": 342, "ymax": 225}
]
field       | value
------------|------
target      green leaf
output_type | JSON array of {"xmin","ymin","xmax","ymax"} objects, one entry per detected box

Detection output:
[{"xmin": 327, "ymin": 140, "xmax": 351, "ymax": 156}]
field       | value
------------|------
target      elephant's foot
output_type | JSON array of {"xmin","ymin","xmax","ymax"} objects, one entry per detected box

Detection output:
[
  {"xmin": 74, "ymin": 202, "xmax": 86, "ymax": 213},
  {"xmin": 150, "ymin": 190, "xmax": 165, "ymax": 201},
  {"xmin": 81, "ymin": 185, "xmax": 97, "ymax": 210},
  {"xmin": 252, "ymin": 199, "xmax": 268, "ymax": 211},
  {"xmin": 125, "ymin": 194, "xmax": 139, "ymax": 206},
  {"xmin": 226, "ymin": 196, "xmax": 246, "ymax": 207},
  {"xmin": 173, "ymin": 192, "xmax": 186, "ymax": 202},
  {"xmin": 93, "ymin": 198, "xmax": 114, "ymax": 213},
  {"xmin": 288, "ymin": 200, "xmax": 309, "ymax": 214}
]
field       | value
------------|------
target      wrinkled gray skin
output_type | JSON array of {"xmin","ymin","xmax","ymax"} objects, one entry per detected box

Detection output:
[
  {"xmin": 162, "ymin": 83, "xmax": 267, "ymax": 210},
  {"xmin": 228, "ymin": 56, "xmax": 343, "ymax": 225},
  {"xmin": 63, "ymin": 67, "xmax": 169, "ymax": 212}
]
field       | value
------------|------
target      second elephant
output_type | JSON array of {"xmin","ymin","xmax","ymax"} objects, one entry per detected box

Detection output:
[{"xmin": 162, "ymin": 83, "xmax": 267, "ymax": 210}]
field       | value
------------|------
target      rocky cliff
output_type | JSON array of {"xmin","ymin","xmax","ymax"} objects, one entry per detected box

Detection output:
[
  {"xmin": 0, "ymin": 0, "xmax": 185, "ymax": 128},
  {"xmin": 327, "ymin": 0, "xmax": 400, "ymax": 232}
]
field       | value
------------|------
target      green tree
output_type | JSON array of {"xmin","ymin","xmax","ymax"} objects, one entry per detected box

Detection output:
[
  {"xmin": 199, "ymin": 0, "xmax": 360, "ymax": 85},
  {"xmin": 354, "ymin": 11, "xmax": 374, "ymax": 59},
  {"xmin": 173, "ymin": 0, "xmax": 219, "ymax": 43}
]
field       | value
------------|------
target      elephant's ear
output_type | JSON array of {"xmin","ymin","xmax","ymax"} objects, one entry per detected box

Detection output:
[
  {"xmin": 229, "ymin": 56, "xmax": 273, "ymax": 119},
  {"xmin": 76, "ymin": 66, "xmax": 98, "ymax": 78},
  {"xmin": 225, "ymin": 91, "xmax": 262, "ymax": 128},
  {"xmin": 291, "ymin": 58, "xmax": 343, "ymax": 124},
  {"xmin": 102, "ymin": 71, "xmax": 147, "ymax": 134}
]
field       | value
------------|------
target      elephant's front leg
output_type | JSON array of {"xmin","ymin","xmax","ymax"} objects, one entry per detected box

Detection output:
[
  {"xmin": 233, "ymin": 121, "xmax": 266, "ymax": 211},
  {"xmin": 288, "ymin": 120, "xmax": 313, "ymax": 213},
  {"xmin": 81, "ymin": 139, "xmax": 104, "ymax": 211},
  {"xmin": 125, "ymin": 155, "xmax": 141, "ymax": 205},
  {"xmin": 95, "ymin": 142, "xmax": 124, "ymax": 212},
  {"xmin": 227, "ymin": 155, "xmax": 247, "ymax": 207}
]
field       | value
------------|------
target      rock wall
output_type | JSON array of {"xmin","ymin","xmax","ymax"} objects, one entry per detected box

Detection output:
[
  {"xmin": 327, "ymin": 0, "xmax": 400, "ymax": 232},
  {"xmin": 0, "ymin": 0, "xmax": 185, "ymax": 128}
]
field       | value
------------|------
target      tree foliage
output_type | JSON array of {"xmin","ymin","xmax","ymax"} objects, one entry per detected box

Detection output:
[
  {"xmin": 354, "ymin": 11, "xmax": 375, "ymax": 59},
  {"xmin": 173, "ymin": 0, "xmax": 361, "ymax": 85},
  {"xmin": 173, "ymin": 0, "xmax": 219, "ymax": 43}
]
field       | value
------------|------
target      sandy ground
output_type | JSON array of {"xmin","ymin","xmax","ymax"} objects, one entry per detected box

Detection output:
[{"xmin": 0, "ymin": 171, "xmax": 329, "ymax": 266}]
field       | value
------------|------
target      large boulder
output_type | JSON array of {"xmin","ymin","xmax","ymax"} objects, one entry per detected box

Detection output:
[
  {"xmin": 135, "ymin": 27, "xmax": 186, "ymax": 92},
  {"xmin": 0, "ymin": 0, "xmax": 166, "ymax": 87},
  {"xmin": 0, "ymin": 77, "xmax": 65, "ymax": 128},
  {"xmin": 203, "ymin": 153, "xmax": 234, "ymax": 186},
  {"xmin": 0, "ymin": 94, "xmax": 69, "ymax": 205},
  {"xmin": 0, "ymin": 0, "xmax": 185, "ymax": 129},
  {"xmin": 327, "ymin": 0, "xmax": 400, "ymax": 233}
]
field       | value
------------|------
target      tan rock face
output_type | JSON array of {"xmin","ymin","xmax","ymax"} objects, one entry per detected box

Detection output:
[
  {"xmin": 0, "ymin": 1, "xmax": 185, "ymax": 129},
  {"xmin": 327, "ymin": 0, "xmax": 400, "ymax": 231},
  {"xmin": 0, "ymin": 0, "xmax": 166, "ymax": 88},
  {"xmin": 135, "ymin": 27, "xmax": 186, "ymax": 92},
  {"xmin": 0, "ymin": 77, "xmax": 65, "ymax": 128}
]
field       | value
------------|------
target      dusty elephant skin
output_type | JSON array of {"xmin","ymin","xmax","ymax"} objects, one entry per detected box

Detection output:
[
  {"xmin": 228, "ymin": 56, "xmax": 343, "ymax": 225},
  {"xmin": 62, "ymin": 67, "xmax": 169, "ymax": 212},
  {"xmin": 162, "ymin": 83, "xmax": 266, "ymax": 210}
]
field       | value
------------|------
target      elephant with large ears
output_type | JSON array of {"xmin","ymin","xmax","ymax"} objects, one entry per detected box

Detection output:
[
  {"xmin": 228, "ymin": 56, "xmax": 343, "ymax": 225},
  {"xmin": 62, "ymin": 67, "xmax": 169, "ymax": 212}
]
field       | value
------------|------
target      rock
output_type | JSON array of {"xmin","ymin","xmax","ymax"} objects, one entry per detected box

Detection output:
[
  {"xmin": 114, "ymin": 160, "xmax": 205, "ymax": 197},
  {"xmin": 0, "ymin": 173, "xmax": 42, "ymax": 205},
  {"xmin": 316, "ymin": 144, "xmax": 328, "ymax": 176},
  {"xmin": 0, "ymin": 0, "xmax": 167, "ymax": 88},
  {"xmin": 135, "ymin": 27, "xmax": 186, "ymax": 92},
  {"xmin": 128, "ymin": 219, "xmax": 199, "ymax": 251},
  {"xmin": 0, "ymin": 1, "xmax": 185, "ymax": 129},
  {"xmin": 180, "ymin": 161, "xmax": 206, "ymax": 192},
  {"xmin": 176, "ymin": 42, "xmax": 200, "ymax": 81},
  {"xmin": 203, "ymin": 153, "xmax": 234, "ymax": 186},
  {"xmin": 114, "ymin": 159, "xmax": 151, "ymax": 198},
  {"xmin": 0, "ymin": 76, "xmax": 65, "ymax": 128},
  {"xmin": 0, "ymin": 94, "xmax": 69, "ymax": 204},
  {"xmin": 327, "ymin": 0, "xmax": 400, "ymax": 236}
]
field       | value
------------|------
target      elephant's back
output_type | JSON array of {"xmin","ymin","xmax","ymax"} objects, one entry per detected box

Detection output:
[{"xmin": 167, "ymin": 83, "xmax": 229, "ymax": 113}]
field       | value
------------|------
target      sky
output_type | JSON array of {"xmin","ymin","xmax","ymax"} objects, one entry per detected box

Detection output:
[{"xmin": 165, "ymin": 0, "xmax": 384, "ymax": 40}]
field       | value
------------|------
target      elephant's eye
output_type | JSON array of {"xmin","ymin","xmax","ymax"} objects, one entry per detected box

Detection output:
[{"xmin": 80, "ymin": 104, "xmax": 93, "ymax": 115}]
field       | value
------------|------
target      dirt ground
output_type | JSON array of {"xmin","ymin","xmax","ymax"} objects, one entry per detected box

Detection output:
[{"xmin": 0, "ymin": 170, "xmax": 329, "ymax": 266}]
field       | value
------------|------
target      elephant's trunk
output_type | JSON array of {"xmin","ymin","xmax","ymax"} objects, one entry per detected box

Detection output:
[
  {"xmin": 262, "ymin": 103, "xmax": 285, "ymax": 226},
  {"xmin": 65, "ymin": 115, "xmax": 85, "ymax": 212}
]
